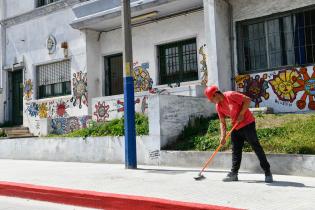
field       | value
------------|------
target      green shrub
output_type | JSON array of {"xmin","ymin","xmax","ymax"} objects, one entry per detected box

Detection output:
[{"xmin": 0, "ymin": 130, "xmax": 6, "ymax": 138}]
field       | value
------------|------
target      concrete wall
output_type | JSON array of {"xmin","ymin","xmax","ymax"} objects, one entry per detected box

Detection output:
[
  {"xmin": 0, "ymin": 136, "xmax": 160, "ymax": 165},
  {"xmin": 0, "ymin": 93, "xmax": 3, "ymax": 124},
  {"xmin": 4, "ymin": 0, "xmax": 35, "ymax": 19},
  {"xmin": 100, "ymin": 11, "xmax": 207, "ymax": 88},
  {"xmin": 230, "ymin": 0, "xmax": 315, "ymax": 22},
  {"xmin": 149, "ymin": 95, "xmax": 216, "ymax": 148},
  {"xmin": 159, "ymin": 151, "xmax": 315, "ymax": 177}
]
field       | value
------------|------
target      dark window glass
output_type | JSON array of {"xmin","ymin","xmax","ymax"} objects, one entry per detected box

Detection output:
[{"xmin": 159, "ymin": 39, "xmax": 198, "ymax": 85}]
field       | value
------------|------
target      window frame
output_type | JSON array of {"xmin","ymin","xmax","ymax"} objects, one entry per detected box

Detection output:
[
  {"xmin": 237, "ymin": 5, "xmax": 315, "ymax": 74},
  {"xmin": 36, "ymin": 59, "xmax": 72, "ymax": 99},
  {"xmin": 35, "ymin": 0, "xmax": 60, "ymax": 8},
  {"xmin": 158, "ymin": 38, "xmax": 199, "ymax": 85}
]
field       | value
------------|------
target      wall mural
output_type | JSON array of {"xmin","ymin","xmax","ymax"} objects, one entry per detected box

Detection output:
[
  {"xmin": 39, "ymin": 103, "xmax": 49, "ymax": 119},
  {"xmin": 51, "ymin": 115, "xmax": 92, "ymax": 135},
  {"xmin": 71, "ymin": 71, "xmax": 88, "ymax": 108},
  {"xmin": 116, "ymin": 98, "xmax": 141, "ymax": 113},
  {"xmin": 54, "ymin": 100, "xmax": 70, "ymax": 118},
  {"xmin": 26, "ymin": 102, "xmax": 39, "ymax": 117},
  {"xmin": 94, "ymin": 101, "xmax": 110, "ymax": 122},
  {"xmin": 199, "ymin": 44, "xmax": 208, "ymax": 86},
  {"xmin": 269, "ymin": 69, "xmax": 301, "ymax": 103},
  {"xmin": 235, "ymin": 66, "xmax": 315, "ymax": 111},
  {"xmin": 292, "ymin": 67, "xmax": 315, "ymax": 110},
  {"xmin": 24, "ymin": 79, "xmax": 33, "ymax": 101},
  {"xmin": 133, "ymin": 62, "xmax": 153, "ymax": 92},
  {"xmin": 236, "ymin": 74, "xmax": 270, "ymax": 108}
]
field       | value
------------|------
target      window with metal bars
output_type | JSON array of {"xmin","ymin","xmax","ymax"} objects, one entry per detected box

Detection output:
[
  {"xmin": 237, "ymin": 7, "xmax": 315, "ymax": 73},
  {"xmin": 37, "ymin": 60, "xmax": 71, "ymax": 99},
  {"xmin": 36, "ymin": 0, "xmax": 59, "ymax": 8},
  {"xmin": 159, "ymin": 38, "xmax": 198, "ymax": 85}
]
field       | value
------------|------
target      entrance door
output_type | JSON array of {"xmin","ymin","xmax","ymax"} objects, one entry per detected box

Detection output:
[
  {"xmin": 105, "ymin": 54, "xmax": 123, "ymax": 96},
  {"xmin": 11, "ymin": 70, "xmax": 23, "ymax": 125}
]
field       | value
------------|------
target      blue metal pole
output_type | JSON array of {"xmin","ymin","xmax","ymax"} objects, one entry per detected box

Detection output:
[{"xmin": 121, "ymin": 0, "xmax": 137, "ymax": 169}]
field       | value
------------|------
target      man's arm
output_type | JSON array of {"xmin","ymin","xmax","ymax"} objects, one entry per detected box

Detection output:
[
  {"xmin": 237, "ymin": 95, "xmax": 251, "ymax": 123},
  {"xmin": 219, "ymin": 117, "xmax": 227, "ymax": 145}
]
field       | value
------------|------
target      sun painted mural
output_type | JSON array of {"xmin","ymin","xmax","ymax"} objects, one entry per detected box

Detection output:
[
  {"xmin": 93, "ymin": 101, "xmax": 110, "ymax": 122},
  {"xmin": 292, "ymin": 67, "xmax": 315, "ymax": 110},
  {"xmin": 51, "ymin": 115, "xmax": 92, "ymax": 135},
  {"xmin": 235, "ymin": 65, "xmax": 315, "ymax": 111}
]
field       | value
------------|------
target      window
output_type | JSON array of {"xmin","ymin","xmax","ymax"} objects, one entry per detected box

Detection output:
[
  {"xmin": 159, "ymin": 38, "xmax": 198, "ymax": 85},
  {"xmin": 238, "ymin": 7, "xmax": 315, "ymax": 73},
  {"xmin": 36, "ymin": 0, "xmax": 59, "ymax": 8},
  {"xmin": 37, "ymin": 60, "xmax": 71, "ymax": 99}
]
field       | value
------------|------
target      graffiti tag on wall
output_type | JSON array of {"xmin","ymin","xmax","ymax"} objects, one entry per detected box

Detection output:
[{"xmin": 24, "ymin": 79, "xmax": 33, "ymax": 101}]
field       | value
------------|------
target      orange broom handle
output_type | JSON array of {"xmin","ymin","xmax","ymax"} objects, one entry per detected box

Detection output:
[{"xmin": 199, "ymin": 123, "xmax": 238, "ymax": 174}]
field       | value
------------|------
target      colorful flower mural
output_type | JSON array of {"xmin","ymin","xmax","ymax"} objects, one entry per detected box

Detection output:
[
  {"xmin": 269, "ymin": 69, "xmax": 301, "ymax": 103},
  {"xmin": 24, "ymin": 79, "xmax": 33, "ymax": 101},
  {"xmin": 292, "ymin": 67, "xmax": 315, "ymax": 110},
  {"xmin": 71, "ymin": 71, "xmax": 88, "ymax": 109},
  {"xmin": 93, "ymin": 101, "xmax": 110, "ymax": 122},
  {"xmin": 66, "ymin": 117, "xmax": 80, "ymax": 133},
  {"xmin": 26, "ymin": 102, "xmax": 39, "ymax": 117},
  {"xmin": 237, "ymin": 74, "xmax": 270, "ymax": 108},
  {"xmin": 51, "ymin": 118, "xmax": 67, "ymax": 135},
  {"xmin": 51, "ymin": 116, "xmax": 91, "ymax": 135},
  {"xmin": 199, "ymin": 44, "xmax": 208, "ymax": 86},
  {"xmin": 116, "ymin": 98, "xmax": 141, "ymax": 112},
  {"xmin": 133, "ymin": 62, "xmax": 153, "ymax": 92},
  {"xmin": 55, "ymin": 101, "xmax": 69, "ymax": 118},
  {"xmin": 39, "ymin": 103, "xmax": 49, "ymax": 118}
]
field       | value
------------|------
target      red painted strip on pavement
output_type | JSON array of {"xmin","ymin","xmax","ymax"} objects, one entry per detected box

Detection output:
[{"xmin": 0, "ymin": 181, "xmax": 243, "ymax": 210}]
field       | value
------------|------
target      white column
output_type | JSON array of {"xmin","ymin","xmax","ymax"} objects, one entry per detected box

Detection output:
[{"xmin": 203, "ymin": 0, "xmax": 219, "ymax": 87}]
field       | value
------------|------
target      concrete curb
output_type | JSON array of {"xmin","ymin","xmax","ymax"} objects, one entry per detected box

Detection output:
[
  {"xmin": 0, "ymin": 181, "xmax": 242, "ymax": 210},
  {"xmin": 159, "ymin": 151, "xmax": 315, "ymax": 177}
]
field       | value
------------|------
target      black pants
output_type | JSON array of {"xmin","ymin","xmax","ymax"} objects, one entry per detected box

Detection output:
[{"xmin": 230, "ymin": 122, "xmax": 270, "ymax": 174}]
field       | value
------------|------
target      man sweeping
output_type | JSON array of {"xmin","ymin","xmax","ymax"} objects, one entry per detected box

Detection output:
[{"xmin": 204, "ymin": 85, "xmax": 273, "ymax": 183}]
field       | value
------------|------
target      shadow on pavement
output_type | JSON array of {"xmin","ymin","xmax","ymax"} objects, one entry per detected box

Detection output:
[
  {"xmin": 243, "ymin": 180, "xmax": 315, "ymax": 188},
  {"xmin": 137, "ymin": 168, "xmax": 230, "ymax": 175}
]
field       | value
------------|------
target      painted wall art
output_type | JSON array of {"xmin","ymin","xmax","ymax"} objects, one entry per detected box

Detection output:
[
  {"xmin": 235, "ymin": 65, "xmax": 315, "ymax": 111},
  {"xmin": 133, "ymin": 62, "xmax": 153, "ymax": 92},
  {"xmin": 71, "ymin": 71, "xmax": 88, "ymax": 108},
  {"xmin": 236, "ymin": 74, "xmax": 270, "ymax": 108},
  {"xmin": 24, "ymin": 79, "xmax": 33, "ymax": 101},
  {"xmin": 292, "ymin": 67, "xmax": 315, "ymax": 110},
  {"xmin": 51, "ymin": 115, "xmax": 92, "ymax": 135},
  {"xmin": 199, "ymin": 44, "xmax": 208, "ymax": 86},
  {"xmin": 93, "ymin": 101, "xmax": 110, "ymax": 122}
]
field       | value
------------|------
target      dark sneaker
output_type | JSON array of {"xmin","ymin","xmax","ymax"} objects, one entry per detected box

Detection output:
[
  {"xmin": 265, "ymin": 172, "xmax": 273, "ymax": 183},
  {"xmin": 222, "ymin": 172, "xmax": 238, "ymax": 182}
]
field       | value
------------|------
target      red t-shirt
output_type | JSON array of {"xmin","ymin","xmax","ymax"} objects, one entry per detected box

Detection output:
[{"xmin": 216, "ymin": 91, "xmax": 255, "ymax": 130}]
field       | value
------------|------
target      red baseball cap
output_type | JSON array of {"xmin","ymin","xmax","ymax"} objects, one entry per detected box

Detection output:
[{"xmin": 204, "ymin": 85, "xmax": 219, "ymax": 100}]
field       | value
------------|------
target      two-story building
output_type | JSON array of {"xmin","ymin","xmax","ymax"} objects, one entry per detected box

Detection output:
[{"xmin": 0, "ymin": 0, "xmax": 314, "ymax": 135}]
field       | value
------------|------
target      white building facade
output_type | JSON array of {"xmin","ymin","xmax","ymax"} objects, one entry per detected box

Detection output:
[{"xmin": 0, "ymin": 0, "xmax": 314, "ymax": 135}]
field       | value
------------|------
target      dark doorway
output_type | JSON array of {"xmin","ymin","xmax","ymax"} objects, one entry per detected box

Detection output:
[
  {"xmin": 10, "ymin": 70, "xmax": 23, "ymax": 125},
  {"xmin": 104, "ymin": 54, "xmax": 124, "ymax": 96}
]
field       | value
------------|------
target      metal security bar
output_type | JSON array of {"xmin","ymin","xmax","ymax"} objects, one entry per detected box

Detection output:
[
  {"xmin": 159, "ymin": 38, "xmax": 198, "ymax": 85},
  {"xmin": 36, "ymin": 0, "xmax": 59, "ymax": 8},
  {"xmin": 238, "ymin": 7, "xmax": 315, "ymax": 73},
  {"xmin": 37, "ymin": 60, "xmax": 71, "ymax": 99}
]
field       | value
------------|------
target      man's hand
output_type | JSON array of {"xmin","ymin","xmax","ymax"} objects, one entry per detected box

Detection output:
[
  {"xmin": 220, "ymin": 136, "xmax": 226, "ymax": 145},
  {"xmin": 237, "ymin": 113, "xmax": 244, "ymax": 123}
]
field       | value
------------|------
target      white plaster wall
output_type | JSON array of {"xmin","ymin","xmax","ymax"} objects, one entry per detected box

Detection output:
[
  {"xmin": 4, "ymin": 0, "xmax": 35, "ymax": 18},
  {"xmin": 0, "ymin": 93, "xmax": 3, "ymax": 124},
  {"xmin": 85, "ymin": 29, "xmax": 101, "ymax": 113},
  {"xmin": 100, "ymin": 11, "xmax": 206, "ymax": 88},
  {"xmin": 230, "ymin": 0, "xmax": 315, "ymax": 22},
  {"xmin": 5, "ymin": 7, "xmax": 88, "ymax": 134},
  {"xmin": 215, "ymin": 0, "xmax": 232, "ymax": 92}
]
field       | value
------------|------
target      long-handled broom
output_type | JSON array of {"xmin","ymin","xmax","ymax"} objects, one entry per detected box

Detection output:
[{"xmin": 194, "ymin": 123, "xmax": 238, "ymax": 181}]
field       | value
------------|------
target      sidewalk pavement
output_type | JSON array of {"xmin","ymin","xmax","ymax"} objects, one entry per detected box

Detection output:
[{"xmin": 0, "ymin": 159, "xmax": 314, "ymax": 210}]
